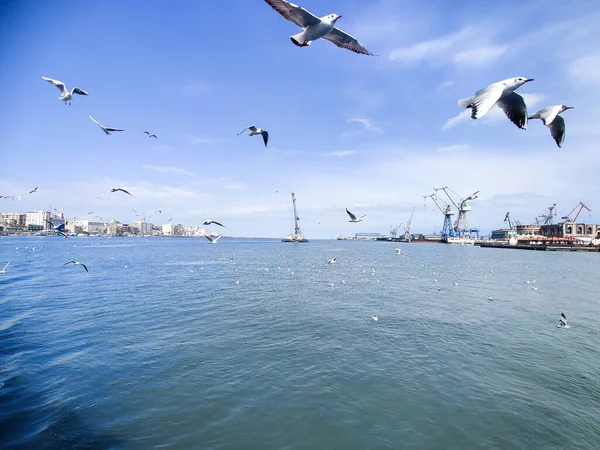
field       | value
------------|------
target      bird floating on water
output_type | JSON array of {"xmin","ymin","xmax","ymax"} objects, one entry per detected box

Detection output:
[
  {"xmin": 371, "ymin": 315, "xmax": 378, "ymax": 322},
  {"xmin": 42, "ymin": 76, "xmax": 88, "ymax": 105},
  {"xmin": 557, "ymin": 312, "xmax": 569, "ymax": 328},
  {"xmin": 458, "ymin": 77, "xmax": 534, "ymax": 129},
  {"xmin": 263, "ymin": 0, "xmax": 375, "ymax": 56},
  {"xmin": 98, "ymin": 188, "xmax": 135, "ymax": 199},
  {"xmin": 89, "ymin": 115, "xmax": 124, "ymax": 135},
  {"xmin": 205, "ymin": 234, "xmax": 222, "ymax": 244},
  {"xmin": 528, "ymin": 105, "xmax": 574, "ymax": 148},
  {"xmin": 325, "ymin": 257, "xmax": 337, "ymax": 265},
  {"xmin": 346, "ymin": 208, "xmax": 365, "ymax": 223},
  {"xmin": 238, "ymin": 125, "xmax": 269, "ymax": 147},
  {"xmin": 143, "ymin": 131, "xmax": 158, "ymax": 139},
  {"xmin": 63, "ymin": 260, "xmax": 88, "ymax": 272}
]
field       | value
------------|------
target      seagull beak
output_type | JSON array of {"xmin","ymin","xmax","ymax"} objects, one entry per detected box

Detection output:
[
  {"xmin": 565, "ymin": 106, "xmax": 574, "ymax": 110},
  {"xmin": 336, "ymin": 14, "xmax": 342, "ymax": 19},
  {"xmin": 525, "ymin": 78, "xmax": 534, "ymax": 83}
]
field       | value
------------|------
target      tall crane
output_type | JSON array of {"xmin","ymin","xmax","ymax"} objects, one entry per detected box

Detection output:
[
  {"xmin": 404, "ymin": 207, "xmax": 415, "ymax": 241},
  {"xmin": 561, "ymin": 202, "xmax": 591, "ymax": 223},
  {"xmin": 434, "ymin": 187, "xmax": 479, "ymax": 238},
  {"xmin": 424, "ymin": 193, "xmax": 455, "ymax": 240},
  {"xmin": 536, "ymin": 203, "xmax": 556, "ymax": 225},
  {"xmin": 389, "ymin": 223, "xmax": 403, "ymax": 238}
]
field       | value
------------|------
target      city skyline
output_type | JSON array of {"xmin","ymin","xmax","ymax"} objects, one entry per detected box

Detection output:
[{"xmin": 2, "ymin": 0, "xmax": 600, "ymax": 239}]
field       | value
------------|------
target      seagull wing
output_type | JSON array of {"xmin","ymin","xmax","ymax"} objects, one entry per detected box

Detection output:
[
  {"xmin": 322, "ymin": 27, "xmax": 376, "ymax": 56},
  {"xmin": 97, "ymin": 188, "xmax": 111, "ymax": 199},
  {"xmin": 63, "ymin": 260, "xmax": 77, "ymax": 266},
  {"xmin": 42, "ymin": 76, "xmax": 67, "ymax": 95},
  {"xmin": 548, "ymin": 115, "xmax": 566, "ymax": 148},
  {"xmin": 44, "ymin": 219, "xmax": 54, "ymax": 227},
  {"xmin": 116, "ymin": 188, "xmax": 135, "ymax": 197},
  {"xmin": 144, "ymin": 131, "xmax": 150, "ymax": 135},
  {"xmin": 104, "ymin": 127, "xmax": 124, "ymax": 132},
  {"xmin": 80, "ymin": 263, "xmax": 89, "ymax": 272},
  {"xmin": 466, "ymin": 84, "xmax": 504, "ymax": 119},
  {"xmin": 537, "ymin": 106, "xmax": 560, "ymax": 126},
  {"xmin": 29, "ymin": 187, "xmax": 38, "ymax": 194},
  {"xmin": 89, "ymin": 115, "xmax": 104, "ymax": 128},
  {"xmin": 204, "ymin": 235, "xmax": 213, "ymax": 242},
  {"xmin": 263, "ymin": 0, "xmax": 320, "ymax": 28},
  {"xmin": 237, "ymin": 126, "xmax": 251, "ymax": 135},
  {"xmin": 346, "ymin": 208, "xmax": 357, "ymax": 221},
  {"xmin": 496, "ymin": 92, "xmax": 528, "ymax": 129},
  {"xmin": 261, "ymin": 130, "xmax": 269, "ymax": 147},
  {"xmin": 71, "ymin": 87, "xmax": 88, "ymax": 96},
  {"xmin": 150, "ymin": 134, "xmax": 157, "ymax": 139},
  {"xmin": 212, "ymin": 221, "xmax": 227, "ymax": 228}
]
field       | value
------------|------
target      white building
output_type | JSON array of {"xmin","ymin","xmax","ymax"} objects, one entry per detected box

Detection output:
[
  {"xmin": 26, "ymin": 210, "xmax": 51, "ymax": 229},
  {"xmin": 132, "ymin": 219, "xmax": 153, "ymax": 236},
  {"xmin": 68, "ymin": 220, "xmax": 106, "ymax": 234}
]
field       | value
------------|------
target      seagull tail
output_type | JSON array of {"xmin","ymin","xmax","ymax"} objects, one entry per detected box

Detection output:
[
  {"xmin": 290, "ymin": 33, "xmax": 310, "ymax": 47},
  {"xmin": 457, "ymin": 96, "xmax": 473, "ymax": 108}
]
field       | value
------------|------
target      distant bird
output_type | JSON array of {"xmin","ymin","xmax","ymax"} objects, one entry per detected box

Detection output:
[
  {"xmin": 132, "ymin": 208, "xmax": 138, "ymax": 216},
  {"xmin": 13, "ymin": 194, "xmax": 23, "ymax": 201},
  {"xmin": 371, "ymin": 315, "xmax": 378, "ymax": 322},
  {"xmin": 44, "ymin": 219, "xmax": 65, "ymax": 232},
  {"xmin": 56, "ymin": 230, "xmax": 69, "ymax": 239},
  {"xmin": 346, "ymin": 208, "xmax": 365, "ymax": 223},
  {"xmin": 143, "ymin": 131, "xmax": 158, "ymax": 139},
  {"xmin": 238, "ymin": 125, "xmax": 269, "ymax": 147},
  {"xmin": 41, "ymin": 76, "xmax": 88, "ymax": 105},
  {"xmin": 97, "ymin": 188, "xmax": 135, "ymax": 199},
  {"xmin": 325, "ymin": 257, "xmax": 337, "ymax": 265},
  {"xmin": 0, "ymin": 261, "xmax": 9, "ymax": 273},
  {"xmin": 263, "ymin": 0, "xmax": 375, "ymax": 56},
  {"xmin": 205, "ymin": 234, "xmax": 222, "ymax": 244},
  {"xmin": 528, "ymin": 105, "xmax": 574, "ymax": 148},
  {"xmin": 557, "ymin": 312, "xmax": 568, "ymax": 328},
  {"xmin": 89, "ymin": 115, "xmax": 124, "ymax": 135},
  {"xmin": 395, "ymin": 248, "xmax": 402, "ymax": 254},
  {"xmin": 29, "ymin": 186, "xmax": 38, "ymax": 194},
  {"xmin": 200, "ymin": 220, "xmax": 227, "ymax": 229},
  {"xmin": 63, "ymin": 260, "xmax": 88, "ymax": 272},
  {"xmin": 458, "ymin": 77, "xmax": 534, "ymax": 129}
]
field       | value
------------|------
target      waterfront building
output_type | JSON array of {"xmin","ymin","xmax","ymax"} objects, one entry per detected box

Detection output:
[{"xmin": 25, "ymin": 210, "xmax": 51, "ymax": 231}]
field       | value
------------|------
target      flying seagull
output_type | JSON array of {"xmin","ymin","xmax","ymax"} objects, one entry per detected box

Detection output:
[
  {"xmin": 238, "ymin": 125, "xmax": 269, "ymax": 147},
  {"xmin": 557, "ymin": 312, "xmax": 568, "ymax": 328},
  {"xmin": 44, "ymin": 219, "xmax": 65, "ymax": 233},
  {"xmin": 63, "ymin": 260, "xmax": 88, "ymax": 272},
  {"xmin": 528, "ymin": 105, "xmax": 574, "ymax": 148},
  {"xmin": 143, "ymin": 131, "xmax": 158, "ymax": 139},
  {"xmin": 0, "ymin": 261, "xmax": 9, "ymax": 273},
  {"xmin": 29, "ymin": 186, "xmax": 38, "ymax": 194},
  {"xmin": 97, "ymin": 188, "xmax": 135, "ymax": 199},
  {"xmin": 457, "ymin": 77, "xmax": 534, "ymax": 129},
  {"xmin": 41, "ymin": 76, "xmax": 88, "ymax": 105},
  {"xmin": 205, "ymin": 234, "xmax": 222, "ymax": 244},
  {"xmin": 263, "ymin": 0, "xmax": 375, "ymax": 56},
  {"xmin": 346, "ymin": 208, "xmax": 365, "ymax": 223},
  {"xmin": 200, "ymin": 219, "xmax": 227, "ymax": 228},
  {"xmin": 89, "ymin": 115, "xmax": 124, "ymax": 135},
  {"xmin": 325, "ymin": 257, "xmax": 337, "ymax": 265}
]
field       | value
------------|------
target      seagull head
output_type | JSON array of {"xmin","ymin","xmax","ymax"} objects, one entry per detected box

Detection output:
[
  {"xmin": 324, "ymin": 14, "xmax": 342, "ymax": 22},
  {"xmin": 561, "ymin": 105, "xmax": 574, "ymax": 111},
  {"xmin": 511, "ymin": 77, "xmax": 534, "ymax": 88}
]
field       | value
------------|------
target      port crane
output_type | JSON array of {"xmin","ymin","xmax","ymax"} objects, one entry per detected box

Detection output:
[
  {"xmin": 434, "ymin": 186, "xmax": 480, "ymax": 238},
  {"xmin": 561, "ymin": 202, "xmax": 591, "ymax": 223},
  {"xmin": 424, "ymin": 193, "xmax": 455, "ymax": 240},
  {"xmin": 535, "ymin": 203, "xmax": 556, "ymax": 225},
  {"xmin": 404, "ymin": 207, "xmax": 415, "ymax": 241},
  {"xmin": 389, "ymin": 223, "xmax": 403, "ymax": 238}
]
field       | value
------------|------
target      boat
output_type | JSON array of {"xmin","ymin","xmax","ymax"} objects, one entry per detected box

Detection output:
[{"xmin": 282, "ymin": 192, "xmax": 309, "ymax": 243}]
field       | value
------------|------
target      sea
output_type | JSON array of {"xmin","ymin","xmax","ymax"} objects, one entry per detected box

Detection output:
[{"xmin": 1, "ymin": 236, "xmax": 599, "ymax": 449}]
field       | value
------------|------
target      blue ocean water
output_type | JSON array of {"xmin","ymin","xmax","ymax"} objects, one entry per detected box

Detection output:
[{"xmin": 1, "ymin": 236, "xmax": 599, "ymax": 449}]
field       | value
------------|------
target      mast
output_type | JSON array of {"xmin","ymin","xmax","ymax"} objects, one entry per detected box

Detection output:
[{"xmin": 291, "ymin": 192, "xmax": 301, "ymax": 235}]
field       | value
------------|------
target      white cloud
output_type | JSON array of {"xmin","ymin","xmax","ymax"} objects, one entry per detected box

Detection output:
[
  {"xmin": 441, "ymin": 110, "xmax": 471, "ymax": 131},
  {"xmin": 438, "ymin": 81, "xmax": 454, "ymax": 91},
  {"xmin": 568, "ymin": 53, "xmax": 600, "ymax": 86},
  {"xmin": 224, "ymin": 183, "xmax": 248, "ymax": 191},
  {"xmin": 437, "ymin": 144, "xmax": 471, "ymax": 152},
  {"xmin": 188, "ymin": 136, "xmax": 213, "ymax": 145},
  {"xmin": 347, "ymin": 117, "xmax": 381, "ymax": 132},
  {"xmin": 142, "ymin": 165, "xmax": 196, "ymax": 176},
  {"xmin": 325, "ymin": 150, "xmax": 358, "ymax": 158},
  {"xmin": 452, "ymin": 45, "xmax": 507, "ymax": 67}
]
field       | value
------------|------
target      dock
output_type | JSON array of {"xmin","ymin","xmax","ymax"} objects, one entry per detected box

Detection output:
[{"xmin": 476, "ymin": 242, "xmax": 599, "ymax": 252}]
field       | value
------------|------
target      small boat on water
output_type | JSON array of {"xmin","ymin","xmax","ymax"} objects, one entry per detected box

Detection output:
[{"xmin": 282, "ymin": 192, "xmax": 308, "ymax": 243}]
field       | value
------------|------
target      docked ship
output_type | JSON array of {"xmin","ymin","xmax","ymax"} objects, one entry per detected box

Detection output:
[{"xmin": 282, "ymin": 192, "xmax": 309, "ymax": 243}]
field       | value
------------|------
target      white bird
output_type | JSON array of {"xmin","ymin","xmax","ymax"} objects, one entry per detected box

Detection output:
[
  {"xmin": 457, "ymin": 77, "xmax": 534, "ymax": 129},
  {"xmin": 325, "ymin": 257, "xmax": 336, "ymax": 265},
  {"xmin": 264, "ymin": 0, "xmax": 375, "ymax": 56},
  {"xmin": 346, "ymin": 208, "xmax": 365, "ymax": 223},
  {"xmin": 371, "ymin": 315, "xmax": 378, "ymax": 322},
  {"xmin": 42, "ymin": 76, "xmax": 88, "ymax": 105},
  {"xmin": 97, "ymin": 188, "xmax": 135, "ymax": 199},
  {"xmin": 63, "ymin": 260, "xmax": 88, "ymax": 272},
  {"xmin": 557, "ymin": 312, "xmax": 568, "ymax": 328},
  {"xmin": 395, "ymin": 248, "xmax": 402, "ymax": 254},
  {"xmin": 0, "ymin": 261, "xmax": 9, "ymax": 273},
  {"xmin": 237, "ymin": 125, "xmax": 269, "ymax": 147},
  {"xmin": 89, "ymin": 115, "xmax": 124, "ymax": 135},
  {"xmin": 528, "ymin": 105, "xmax": 574, "ymax": 148},
  {"xmin": 199, "ymin": 220, "xmax": 228, "ymax": 229},
  {"xmin": 205, "ymin": 234, "xmax": 222, "ymax": 244}
]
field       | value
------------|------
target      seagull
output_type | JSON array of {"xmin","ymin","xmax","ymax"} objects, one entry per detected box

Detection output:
[
  {"xmin": 325, "ymin": 257, "xmax": 337, "ymax": 265},
  {"xmin": 557, "ymin": 312, "xmax": 569, "ymax": 328},
  {"xmin": 395, "ymin": 248, "xmax": 402, "ymax": 254},
  {"xmin": 29, "ymin": 186, "xmax": 38, "ymax": 194},
  {"xmin": 0, "ymin": 261, "xmax": 9, "ymax": 273},
  {"xmin": 97, "ymin": 188, "xmax": 135, "ymax": 199},
  {"xmin": 41, "ymin": 76, "xmax": 88, "ymax": 105},
  {"xmin": 205, "ymin": 234, "xmax": 222, "ymax": 244},
  {"xmin": 63, "ymin": 260, "xmax": 88, "ymax": 272},
  {"xmin": 346, "ymin": 208, "xmax": 365, "ymax": 223},
  {"xmin": 89, "ymin": 115, "xmax": 124, "ymax": 135},
  {"xmin": 528, "ymin": 105, "xmax": 574, "ymax": 148},
  {"xmin": 44, "ymin": 219, "xmax": 65, "ymax": 232},
  {"xmin": 237, "ymin": 125, "xmax": 269, "ymax": 147},
  {"xmin": 143, "ymin": 131, "xmax": 158, "ymax": 139},
  {"xmin": 457, "ymin": 77, "xmax": 534, "ymax": 129},
  {"xmin": 371, "ymin": 315, "xmax": 378, "ymax": 322},
  {"xmin": 200, "ymin": 220, "xmax": 228, "ymax": 229},
  {"xmin": 132, "ymin": 208, "xmax": 138, "ymax": 216},
  {"xmin": 263, "ymin": 0, "xmax": 375, "ymax": 56}
]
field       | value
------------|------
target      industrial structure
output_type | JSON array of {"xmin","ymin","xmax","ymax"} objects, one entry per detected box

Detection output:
[
  {"xmin": 423, "ymin": 187, "xmax": 480, "ymax": 244},
  {"xmin": 282, "ymin": 192, "xmax": 308, "ymax": 243}
]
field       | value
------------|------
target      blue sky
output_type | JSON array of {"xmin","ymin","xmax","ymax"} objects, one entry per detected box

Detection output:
[{"xmin": 1, "ymin": 0, "xmax": 600, "ymax": 238}]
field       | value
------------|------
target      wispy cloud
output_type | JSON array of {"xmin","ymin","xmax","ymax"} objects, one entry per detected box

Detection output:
[
  {"xmin": 325, "ymin": 150, "xmax": 358, "ymax": 158},
  {"xmin": 437, "ymin": 144, "xmax": 471, "ymax": 153},
  {"xmin": 224, "ymin": 183, "xmax": 248, "ymax": 191},
  {"xmin": 568, "ymin": 53, "xmax": 600, "ymax": 86},
  {"xmin": 184, "ymin": 134, "xmax": 214, "ymax": 145},
  {"xmin": 142, "ymin": 165, "xmax": 196, "ymax": 176},
  {"xmin": 347, "ymin": 117, "xmax": 381, "ymax": 132},
  {"xmin": 438, "ymin": 81, "xmax": 454, "ymax": 91}
]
